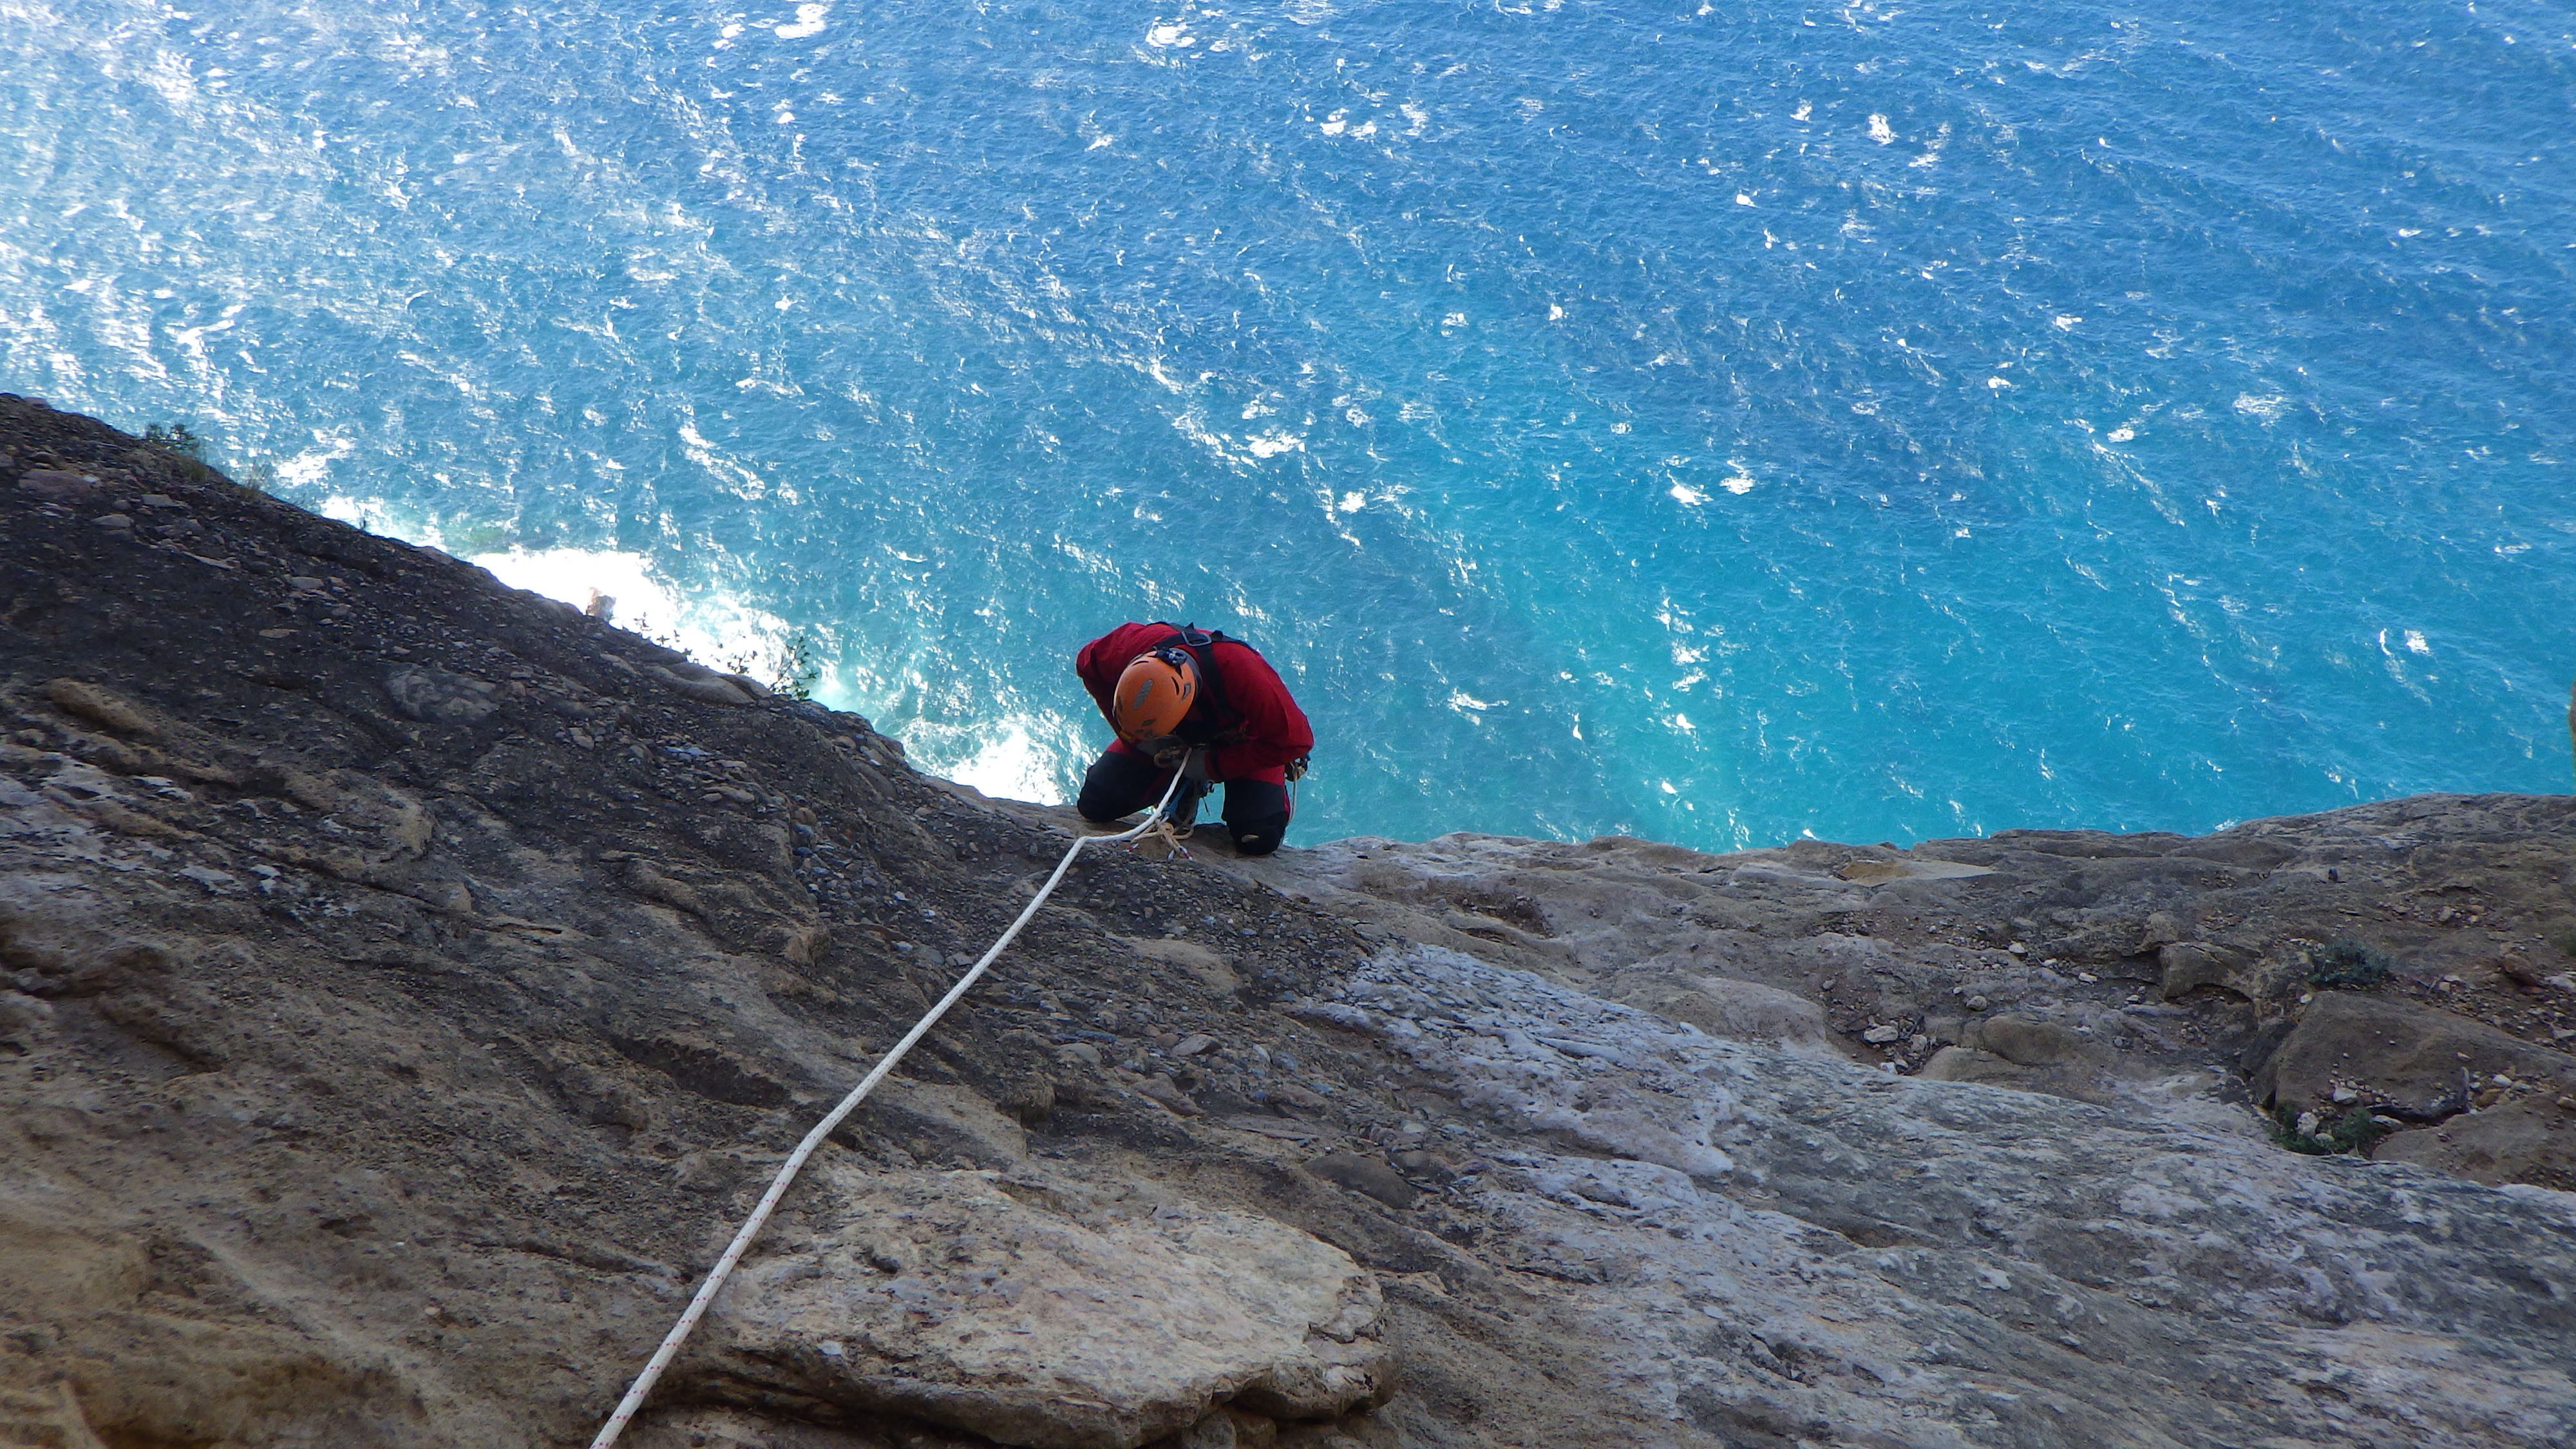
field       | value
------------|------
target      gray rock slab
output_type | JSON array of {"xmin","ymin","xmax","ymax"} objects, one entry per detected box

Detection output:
[{"xmin": 697, "ymin": 1166, "xmax": 1390, "ymax": 1449}]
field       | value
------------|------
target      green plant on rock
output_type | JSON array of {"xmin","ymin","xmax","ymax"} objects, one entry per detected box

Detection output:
[
  {"xmin": 772, "ymin": 631, "xmax": 822, "ymax": 701},
  {"xmin": 2306, "ymin": 938, "xmax": 2392, "ymax": 990},
  {"xmin": 2267, "ymin": 1103, "xmax": 2394, "ymax": 1157},
  {"xmin": 625, "ymin": 612, "xmax": 683, "ymax": 653},
  {"xmin": 141, "ymin": 421, "xmax": 209, "ymax": 459}
]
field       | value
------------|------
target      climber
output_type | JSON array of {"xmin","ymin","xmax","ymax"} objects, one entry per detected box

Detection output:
[{"xmin": 1074, "ymin": 622, "xmax": 1313, "ymax": 857}]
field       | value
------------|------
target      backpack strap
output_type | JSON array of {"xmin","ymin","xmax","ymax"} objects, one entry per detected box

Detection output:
[{"xmin": 1157, "ymin": 625, "xmax": 1243, "ymax": 743}]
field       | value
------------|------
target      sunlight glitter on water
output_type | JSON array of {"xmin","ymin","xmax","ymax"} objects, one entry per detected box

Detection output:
[{"xmin": 8, "ymin": 0, "xmax": 2572, "ymax": 847}]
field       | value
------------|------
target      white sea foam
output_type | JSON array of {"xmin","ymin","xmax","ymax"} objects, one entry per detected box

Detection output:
[
  {"xmin": 276, "ymin": 436, "xmax": 355, "ymax": 486},
  {"xmin": 678, "ymin": 419, "xmax": 779, "ymax": 500},
  {"xmin": 317, "ymin": 494, "xmax": 403, "ymax": 534},
  {"xmin": 467, "ymin": 547, "xmax": 796, "ymax": 683},
  {"xmin": 775, "ymin": 5, "xmax": 829, "ymax": 39},
  {"xmin": 1669, "ymin": 482, "xmax": 1708, "ymax": 505},
  {"xmin": 943, "ymin": 720, "xmax": 1068, "ymax": 804}
]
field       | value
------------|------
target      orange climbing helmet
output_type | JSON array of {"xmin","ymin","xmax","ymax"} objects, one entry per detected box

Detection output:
[{"xmin": 1112, "ymin": 647, "xmax": 1200, "ymax": 745}]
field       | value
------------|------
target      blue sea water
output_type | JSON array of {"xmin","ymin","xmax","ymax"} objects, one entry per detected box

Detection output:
[{"xmin": 5, "ymin": 1, "xmax": 2572, "ymax": 850}]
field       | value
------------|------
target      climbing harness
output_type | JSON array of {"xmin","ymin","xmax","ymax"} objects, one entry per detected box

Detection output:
[
  {"xmin": 585, "ymin": 766, "xmax": 1194, "ymax": 1449},
  {"xmin": 1132, "ymin": 759, "xmax": 1204, "ymax": 861}
]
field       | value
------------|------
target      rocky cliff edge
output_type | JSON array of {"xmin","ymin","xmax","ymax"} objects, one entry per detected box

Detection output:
[{"xmin": 4, "ymin": 395, "xmax": 2573, "ymax": 1449}]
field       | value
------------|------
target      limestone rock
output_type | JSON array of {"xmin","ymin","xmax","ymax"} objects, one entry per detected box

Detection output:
[
  {"xmin": 16, "ymin": 468, "xmax": 103, "ymax": 504},
  {"xmin": 44, "ymin": 678, "xmax": 160, "ymax": 741},
  {"xmin": 1607, "ymin": 966, "xmax": 1830, "ymax": 1050},
  {"xmin": 871, "ymin": 1079, "xmax": 1032, "ymax": 1168},
  {"xmin": 1963, "ymin": 1012, "xmax": 2090, "ymax": 1066},
  {"xmin": 2156, "ymin": 940, "xmax": 2278, "ymax": 1001},
  {"xmin": 1126, "ymin": 937, "xmax": 1242, "ymax": 995},
  {"xmin": 2375, "ymin": 1098, "xmax": 2576, "ymax": 1190},
  {"xmin": 1318, "ymin": 944, "xmax": 2576, "ymax": 1449},
  {"xmin": 782, "ymin": 922, "xmax": 832, "ymax": 965},
  {"xmin": 1834, "ymin": 856, "xmax": 1993, "ymax": 884},
  {"xmin": 697, "ymin": 1167, "xmax": 1391, "ymax": 1449},
  {"xmin": 383, "ymin": 665, "xmax": 502, "ymax": 724},
  {"xmin": 1300, "ymin": 1151, "xmax": 1418, "ymax": 1210},
  {"xmin": 2253, "ymin": 991, "xmax": 2576, "ymax": 1123},
  {"xmin": 1917, "ymin": 1044, "xmax": 2017, "ymax": 1084},
  {"xmin": 650, "ymin": 663, "xmax": 761, "ymax": 706}
]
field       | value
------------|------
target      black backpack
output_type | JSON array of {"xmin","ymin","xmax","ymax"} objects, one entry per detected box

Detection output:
[{"xmin": 1151, "ymin": 625, "xmax": 1310, "ymax": 781}]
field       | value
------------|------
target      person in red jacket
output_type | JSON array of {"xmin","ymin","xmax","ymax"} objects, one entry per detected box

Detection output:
[{"xmin": 1074, "ymin": 622, "xmax": 1312, "ymax": 856}]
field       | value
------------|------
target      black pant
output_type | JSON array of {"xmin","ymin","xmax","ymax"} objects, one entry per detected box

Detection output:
[{"xmin": 1077, "ymin": 749, "xmax": 1293, "ymax": 857}]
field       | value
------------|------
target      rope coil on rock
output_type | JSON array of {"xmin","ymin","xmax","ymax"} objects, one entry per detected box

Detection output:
[{"xmin": 587, "ymin": 764, "xmax": 1194, "ymax": 1449}]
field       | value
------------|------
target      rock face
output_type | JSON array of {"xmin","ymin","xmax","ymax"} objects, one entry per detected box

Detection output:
[
  {"xmin": 1311, "ymin": 945, "xmax": 2576, "ymax": 1448},
  {"xmin": 2254, "ymin": 992, "xmax": 2576, "ymax": 1126},
  {"xmin": 5, "ymin": 393, "xmax": 2576, "ymax": 1448},
  {"xmin": 1214, "ymin": 812, "xmax": 2576, "ymax": 1188},
  {"xmin": 697, "ymin": 1167, "xmax": 1390, "ymax": 1449}
]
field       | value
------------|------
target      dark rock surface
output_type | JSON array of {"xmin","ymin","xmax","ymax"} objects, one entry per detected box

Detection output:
[{"xmin": 6, "ymin": 395, "xmax": 2575, "ymax": 1448}]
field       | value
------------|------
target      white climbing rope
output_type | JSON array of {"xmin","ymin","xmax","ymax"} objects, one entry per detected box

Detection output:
[{"xmin": 586, "ymin": 764, "xmax": 1193, "ymax": 1449}]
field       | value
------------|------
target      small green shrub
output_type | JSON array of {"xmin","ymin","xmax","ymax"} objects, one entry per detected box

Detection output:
[
  {"xmin": 141, "ymin": 421, "xmax": 209, "ymax": 459},
  {"xmin": 2307, "ymin": 938, "xmax": 2392, "ymax": 990},
  {"xmin": 2268, "ymin": 1104, "xmax": 2394, "ymax": 1157},
  {"xmin": 773, "ymin": 632, "xmax": 822, "ymax": 701},
  {"xmin": 2553, "ymin": 929, "xmax": 2576, "ymax": 960}
]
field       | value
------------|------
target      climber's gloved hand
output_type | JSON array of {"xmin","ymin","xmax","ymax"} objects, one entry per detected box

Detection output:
[{"xmin": 1147, "ymin": 735, "xmax": 1190, "ymax": 768}]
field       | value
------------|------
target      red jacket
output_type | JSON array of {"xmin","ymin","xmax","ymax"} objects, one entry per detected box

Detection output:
[{"xmin": 1075, "ymin": 622, "xmax": 1313, "ymax": 782}]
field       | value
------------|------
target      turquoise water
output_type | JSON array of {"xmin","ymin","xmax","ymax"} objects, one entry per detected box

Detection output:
[{"xmin": 6, "ymin": 1, "xmax": 2572, "ymax": 849}]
